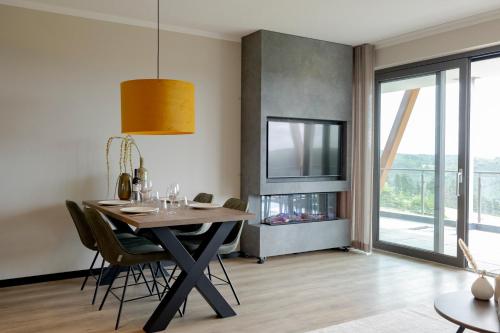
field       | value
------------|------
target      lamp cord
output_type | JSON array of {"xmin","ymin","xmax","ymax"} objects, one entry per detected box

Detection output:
[{"xmin": 157, "ymin": 0, "xmax": 159, "ymax": 79}]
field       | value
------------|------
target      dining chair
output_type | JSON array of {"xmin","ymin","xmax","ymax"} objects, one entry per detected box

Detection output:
[
  {"xmin": 180, "ymin": 198, "xmax": 248, "ymax": 308},
  {"xmin": 171, "ymin": 192, "xmax": 214, "ymax": 236},
  {"xmin": 84, "ymin": 208, "xmax": 180, "ymax": 330},
  {"xmin": 65, "ymin": 200, "xmax": 139, "ymax": 304}
]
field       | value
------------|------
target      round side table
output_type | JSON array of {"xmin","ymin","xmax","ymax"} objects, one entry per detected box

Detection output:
[{"xmin": 434, "ymin": 291, "xmax": 500, "ymax": 333}]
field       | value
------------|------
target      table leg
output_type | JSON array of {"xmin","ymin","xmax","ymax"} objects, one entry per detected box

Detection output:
[
  {"xmin": 143, "ymin": 222, "xmax": 237, "ymax": 333},
  {"xmin": 456, "ymin": 326, "xmax": 465, "ymax": 333}
]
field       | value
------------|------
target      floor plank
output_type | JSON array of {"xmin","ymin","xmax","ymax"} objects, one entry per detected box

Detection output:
[{"xmin": 0, "ymin": 251, "xmax": 476, "ymax": 333}]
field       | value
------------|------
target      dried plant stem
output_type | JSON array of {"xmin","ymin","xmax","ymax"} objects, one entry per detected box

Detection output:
[
  {"xmin": 120, "ymin": 139, "xmax": 126, "ymax": 173},
  {"xmin": 125, "ymin": 137, "xmax": 134, "ymax": 174},
  {"xmin": 106, "ymin": 137, "xmax": 113, "ymax": 197},
  {"xmin": 458, "ymin": 238, "xmax": 479, "ymax": 274},
  {"xmin": 128, "ymin": 140, "xmax": 133, "ymax": 174},
  {"xmin": 128, "ymin": 136, "xmax": 142, "ymax": 156},
  {"xmin": 105, "ymin": 135, "xmax": 142, "ymax": 198},
  {"xmin": 106, "ymin": 136, "xmax": 123, "ymax": 197}
]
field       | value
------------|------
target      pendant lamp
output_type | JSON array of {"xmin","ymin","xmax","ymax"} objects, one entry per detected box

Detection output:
[{"xmin": 121, "ymin": 0, "xmax": 195, "ymax": 135}]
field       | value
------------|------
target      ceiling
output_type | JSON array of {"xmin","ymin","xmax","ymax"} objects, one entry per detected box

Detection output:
[{"xmin": 4, "ymin": 0, "xmax": 500, "ymax": 45}]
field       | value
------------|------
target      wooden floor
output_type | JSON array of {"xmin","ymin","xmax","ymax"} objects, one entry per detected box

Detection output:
[{"xmin": 0, "ymin": 250, "xmax": 476, "ymax": 333}]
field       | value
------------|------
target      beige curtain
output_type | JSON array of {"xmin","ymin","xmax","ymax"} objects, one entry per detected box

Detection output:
[{"xmin": 350, "ymin": 44, "xmax": 375, "ymax": 253}]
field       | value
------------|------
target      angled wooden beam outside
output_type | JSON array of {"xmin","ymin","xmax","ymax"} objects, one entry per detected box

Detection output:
[{"xmin": 380, "ymin": 88, "xmax": 420, "ymax": 188}]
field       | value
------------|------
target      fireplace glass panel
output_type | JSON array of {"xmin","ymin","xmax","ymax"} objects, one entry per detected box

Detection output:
[{"xmin": 261, "ymin": 193, "xmax": 337, "ymax": 225}]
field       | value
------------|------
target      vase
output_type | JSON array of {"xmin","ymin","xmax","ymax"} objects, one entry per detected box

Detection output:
[
  {"xmin": 471, "ymin": 273, "xmax": 494, "ymax": 301},
  {"xmin": 117, "ymin": 173, "xmax": 132, "ymax": 200}
]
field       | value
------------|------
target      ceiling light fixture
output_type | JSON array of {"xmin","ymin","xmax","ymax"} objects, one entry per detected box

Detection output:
[{"xmin": 120, "ymin": 0, "xmax": 195, "ymax": 135}]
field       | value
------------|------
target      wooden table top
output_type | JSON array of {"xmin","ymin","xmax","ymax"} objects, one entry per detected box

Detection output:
[
  {"xmin": 83, "ymin": 200, "xmax": 255, "ymax": 228},
  {"xmin": 434, "ymin": 291, "xmax": 500, "ymax": 333}
]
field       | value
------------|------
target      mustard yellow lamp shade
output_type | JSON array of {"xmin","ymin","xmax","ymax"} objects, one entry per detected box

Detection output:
[{"xmin": 121, "ymin": 79, "xmax": 195, "ymax": 135}]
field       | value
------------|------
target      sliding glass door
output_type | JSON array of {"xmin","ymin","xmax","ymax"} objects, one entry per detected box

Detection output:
[
  {"xmin": 374, "ymin": 60, "xmax": 468, "ymax": 266},
  {"xmin": 468, "ymin": 56, "xmax": 500, "ymax": 272}
]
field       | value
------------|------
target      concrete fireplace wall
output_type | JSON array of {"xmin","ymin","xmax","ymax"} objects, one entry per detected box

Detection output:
[
  {"xmin": 241, "ymin": 30, "xmax": 352, "ymax": 200},
  {"xmin": 240, "ymin": 30, "xmax": 353, "ymax": 260}
]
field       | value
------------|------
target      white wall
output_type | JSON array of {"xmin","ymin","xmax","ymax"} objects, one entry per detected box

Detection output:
[
  {"xmin": 0, "ymin": 5, "xmax": 241, "ymax": 280},
  {"xmin": 375, "ymin": 17, "xmax": 500, "ymax": 69}
]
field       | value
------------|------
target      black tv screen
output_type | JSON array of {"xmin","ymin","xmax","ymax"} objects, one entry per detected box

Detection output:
[{"xmin": 267, "ymin": 118, "xmax": 342, "ymax": 179}]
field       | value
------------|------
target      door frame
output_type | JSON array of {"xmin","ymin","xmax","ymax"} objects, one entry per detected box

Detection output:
[{"xmin": 373, "ymin": 59, "xmax": 469, "ymax": 267}]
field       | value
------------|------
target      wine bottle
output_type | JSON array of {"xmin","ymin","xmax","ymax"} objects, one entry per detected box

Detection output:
[{"xmin": 131, "ymin": 168, "xmax": 142, "ymax": 203}]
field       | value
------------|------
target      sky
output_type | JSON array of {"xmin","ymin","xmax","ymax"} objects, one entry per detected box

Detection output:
[{"xmin": 380, "ymin": 57, "xmax": 500, "ymax": 161}]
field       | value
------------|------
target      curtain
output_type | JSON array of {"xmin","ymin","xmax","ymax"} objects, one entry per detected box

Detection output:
[{"xmin": 350, "ymin": 44, "xmax": 375, "ymax": 253}]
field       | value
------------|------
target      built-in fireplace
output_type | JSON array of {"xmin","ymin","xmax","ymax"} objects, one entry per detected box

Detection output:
[
  {"xmin": 261, "ymin": 192, "xmax": 337, "ymax": 225},
  {"xmin": 240, "ymin": 30, "xmax": 352, "ymax": 262}
]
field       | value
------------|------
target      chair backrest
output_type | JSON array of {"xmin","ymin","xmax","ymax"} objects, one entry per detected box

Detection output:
[
  {"xmin": 222, "ymin": 198, "xmax": 249, "ymax": 246},
  {"xmin": 65, "ymin": 200, "xmax": 97, "ymax": 251},
  {"xmin": 84, "ymin": 208, "xmax": 127, "ymax": 265},
  {"xmin": 193, "ymin": 192, "xmax": 213, "ymax": 203}
]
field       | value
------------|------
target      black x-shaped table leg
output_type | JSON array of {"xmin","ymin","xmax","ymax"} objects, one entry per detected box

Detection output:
[{"xmin": 143, "ymin": 221, "xmax": 237, "ymax": 333}]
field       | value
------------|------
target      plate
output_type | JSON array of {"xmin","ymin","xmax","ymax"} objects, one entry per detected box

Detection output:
[
  {"xmin": 98, "ymin": 200, "xmax": 130, "ymax": 206},
  {"xmin": 188, "ymin": 203, "xmax": 222, "ymax": 209},
  {"xmin": 120, "ymin": 207, "xmax": 159, "ymax": 214}
]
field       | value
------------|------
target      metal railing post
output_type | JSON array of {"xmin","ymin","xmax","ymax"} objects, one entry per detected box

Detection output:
[
  {"xmin": 420, "ymin": 171, "xmax": 425, "ymax": 215},
  {"xmin": 478, "ymin": 174, "xmax": 482, "ymax": 224}
]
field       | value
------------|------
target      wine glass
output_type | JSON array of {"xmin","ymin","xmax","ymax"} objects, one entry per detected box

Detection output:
[{"xmin": 167, "ymin": 183, "xmax": 180, "ymax": 208}]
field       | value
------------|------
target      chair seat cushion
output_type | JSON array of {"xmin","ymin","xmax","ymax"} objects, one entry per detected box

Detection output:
[
  {"xmin": 119, "ymin": 237, "xmax": 164, "ymax": 254},
  {"xmin": 217, "ymin": 243, "xmax": 234, "ymax": 255},
  {"xmin": 181, "ymin": 239, "xmax": 201, "ymax": 252},
  {"xmin": 180, "ymin": 239, "xmax": 233, "ymax": 255},
  {"xmin": 117, "ymin": 235, "xmax": 172, "ymax": 265},
  {"xmin": 114, "ymin": 231, "xmax": 137, "ymax": 239}
]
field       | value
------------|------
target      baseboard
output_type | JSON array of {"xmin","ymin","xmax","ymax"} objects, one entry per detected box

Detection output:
[
  {"xmin": 1, "ymin": 253, "xmax": 243, "ymax": 288},
  {"xmin": 0, "ymin": 269, "xmax": 97, "ymax": 288}
]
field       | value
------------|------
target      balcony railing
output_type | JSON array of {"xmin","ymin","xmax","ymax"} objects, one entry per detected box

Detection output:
[{"xmin": 381, "ymin": 168, "xmax": 500, "ymax": 224}]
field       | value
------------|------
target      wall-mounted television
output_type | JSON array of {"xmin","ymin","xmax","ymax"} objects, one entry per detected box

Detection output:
[{"xmin": 267, "ymin": 117, "xmax": 344, "ymax": 180}]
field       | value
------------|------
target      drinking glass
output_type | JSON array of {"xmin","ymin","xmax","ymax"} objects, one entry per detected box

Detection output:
[
  {"xmin": 180, "ymin": 195, "xmax": 188, "ymax": 208},
  {"xmin": 167, "ymin": 183, "xmax": 180, "ymax": 208},
  {"xmin": 160, "ymin": 198, "xmax": 168, "ymax": 211},
  {"xmin": 141, "ymin": 179, "xmax": 153, "ymax": 201},
  {"xmin": 150, "ymin": 191, "xmax": 161, "ymax": 209},
  {"xmin": 130, "ymin": 191, "xmax": 142, "ymax": 206}
]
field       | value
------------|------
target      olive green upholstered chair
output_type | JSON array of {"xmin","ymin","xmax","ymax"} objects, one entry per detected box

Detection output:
[
  {"xmin": 171, "ymin": 192, "xmax": 214, "ymax": 236},
  {"xmin": 84, "ymin": 208, "xmax": 177, "ymax": 330},
  {"xmin": 65, "ymin": 200, "xmax": 137, "ymax": 304},
  {"xmin": 180, "ymin": 198, "xmax": 248, "ymax": 306},
  {"xmin": 193, "ymin": 192, "xmax": 213, "ymax": 204}
]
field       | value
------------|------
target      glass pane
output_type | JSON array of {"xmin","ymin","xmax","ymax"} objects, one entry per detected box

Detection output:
[
  {"xmin": 379, "ymin": 74, "xmax": 437, "ymax": 251},
  {"xmin": 378, "ymin": 68, "xmax": 460, "ymax": 257},
  {"xmin": 443, "ymin": 68, "xmax": 460, "ymax": 257},
  {"xmin": 261, "ymin": 193, "xmax": 336, "ymax": 225},
  {"xmin": 469, "ymin": 57, "xmax": 500, "ymax": 272}
]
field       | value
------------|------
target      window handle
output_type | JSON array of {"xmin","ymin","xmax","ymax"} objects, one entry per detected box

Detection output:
[{"xmin": 456, "ymin": 169, "xmax": 463, "ymax": 197}]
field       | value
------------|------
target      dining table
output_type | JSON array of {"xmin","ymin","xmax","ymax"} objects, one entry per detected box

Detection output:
[{"xmin": 83, "ymin": 200, "xmax": 255, "ymax": 333}]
